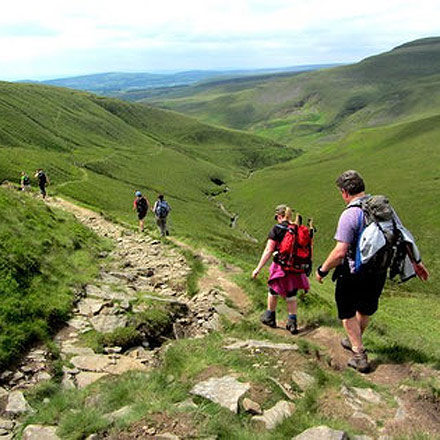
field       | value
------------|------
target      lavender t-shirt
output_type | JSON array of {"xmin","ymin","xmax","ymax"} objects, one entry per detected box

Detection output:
[{"xmin": 334, "ymin": 206, "xmax": 364, "ymax": 272}]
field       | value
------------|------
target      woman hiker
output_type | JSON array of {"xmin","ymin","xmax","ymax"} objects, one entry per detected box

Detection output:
[{"xmin": 252, "ymin": 204, "xmax": 311, "ymax": 334}]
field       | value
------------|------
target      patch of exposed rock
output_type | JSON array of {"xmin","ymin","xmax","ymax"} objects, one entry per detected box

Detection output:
[
  {"xmin": 251, "ymin": 400, "xmax": 295, "ymax": 430},
  {"xmin": 293, "ymin": 425, "xmax": 348, "ymax": 440},
  {"xmin": 190, "ymin": 375, "xmax": 250, "ymax": 413}
]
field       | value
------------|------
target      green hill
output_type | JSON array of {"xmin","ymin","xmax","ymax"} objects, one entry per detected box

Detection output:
[
  {"xmin": 144, "ymin": 37, "xmax": 440, "ymax": 147},
  {"xmin": 0, "ymin": 81, "xmax": 298, "ymax": 257},
  {"xmin": 0, "ymin": 187, "xmax": 105, "ymax": 368},
  {"xmin": 1, "ymin": 38, "xmax": 439, "ymax": 370}
]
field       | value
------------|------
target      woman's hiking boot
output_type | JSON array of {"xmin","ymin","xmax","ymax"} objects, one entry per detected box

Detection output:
[
  {"xmin": 260, "ymin": 310, "xmax": 276, "ymax": 328},
  {"xmin": 286, "ymin": 318, "xmax": 298, "ymax": 335},
  {"xmin": 347, "ymin": 349, "xmax": 370, "ymax": 373},
  {"xmin": 341, "ymin": 337, "xmax": 353, "ymax": 352}
]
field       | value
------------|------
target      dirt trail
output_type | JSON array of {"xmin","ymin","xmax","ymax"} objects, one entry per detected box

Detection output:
[{"xmin": 169, "ymin": 237, "xmax": 252, "ymax": 312}]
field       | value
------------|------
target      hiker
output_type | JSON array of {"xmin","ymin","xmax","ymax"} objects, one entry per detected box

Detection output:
[
  {"xmin": 133, "ymin": 191, "xmax": 149, "ymax": 232},
  {"xmin": 316, "ymin": 170, "xmax": 429, "ymax": 373},
  {"xmin": 34, "ymin": 169, "xmax": 50, "ymax": 199},
  {"xmin": 252, "ymin": 204, "xmax": 312, "ymax": 334},
  {"xmin": 20, "ymin": 171, "xmax": 31, "ymax": 192},
  {"xmin": 153, "ymin": 194, "xmax": 171, "ymax": 237}
]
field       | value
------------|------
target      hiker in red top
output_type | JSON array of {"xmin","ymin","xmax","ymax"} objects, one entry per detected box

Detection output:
[
  {"xmin": 252, "ymin": 204, "xmax": 312, "ymax": 334},
  {"xmin": 133, "ymin": 191, "xmax": 150, "ymax": 232}
]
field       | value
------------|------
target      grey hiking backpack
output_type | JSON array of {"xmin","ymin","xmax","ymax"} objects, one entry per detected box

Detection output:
[
  {"xmin": 155, "ymin": 200, "xmax": 170, "ymax": 218},
  {"xmin": 349, "ymin": 195, "xmax": 402, "ymax": 273}
]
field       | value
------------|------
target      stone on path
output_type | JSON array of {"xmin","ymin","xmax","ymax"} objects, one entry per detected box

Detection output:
[
  {"xmin": 76, "ymin": 372, "xmax": 108, "ymax": 389},
  {"xmin": 190, "ymin": 375, "xmax": 250, "ymax": 413},
  {"xmin": 90, "ymin": 314, "xmax": 128, "ymax": 333},
  {"xmin": 70, "ymin": 355, "xmax": 113, "ymax": 372},
  {"xmin": 251, "ymin": 400, "xmax": 295, "ymax": 430},
  {"xmin": 78, "ymin": 298, "xmax": 105, "ymax": 316},
  {"xmin": 224, "ymin": 339, "xmax": 299, "ymax": 351},
  {"xmin": 292, "ymin": 426, "xmax": 348, "ymax": 440},
  {"xmin": 242, "ymin": 397, "xmax": 262, "ymax": 415},
  {"xmin": 104, "ymin": 356, "xmax": 149, "ymax": 375},
  {"xmin": 291, "ymin": 371, "xmax": 315, "ymax": 391},
  {"xmin": 6, "ymin": 391, "xmax": 33, "ymax": 415},
  {"xmin": 22, "ymin": 425, "xmax": 60, "ymax": 440},
  {"xmin": 352, "ymin": 387, "xmax": 382, "ymax": 404}
]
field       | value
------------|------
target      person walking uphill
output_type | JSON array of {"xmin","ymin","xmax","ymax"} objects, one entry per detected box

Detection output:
[
  {"xmin": 34, "ymin": 169, "xmax": 50, "ymax": 199},
  {"xmin": 153, "ymin": 194, "xmax": 171, "ymax": 237},
  {"xmin": 316, "ymin": 170, "xmax": 429, "ymax": 373},
  {"xmin": 133, "ymin": 191, "xmax": 149, "ymax": 232},
  {"xmin": 252, "ymin": 205, "xmax": 313, "ymax": 334}
]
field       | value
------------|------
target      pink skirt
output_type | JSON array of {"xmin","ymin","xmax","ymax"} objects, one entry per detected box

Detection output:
[{"xmin": 268, "ymin": 262, "xmax": 310, "ymax": 297}]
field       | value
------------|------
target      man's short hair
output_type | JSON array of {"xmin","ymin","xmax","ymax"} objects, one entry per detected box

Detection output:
[{"xmin": 336, "ymin": 170, "xmax": 365, "ymax": 195}]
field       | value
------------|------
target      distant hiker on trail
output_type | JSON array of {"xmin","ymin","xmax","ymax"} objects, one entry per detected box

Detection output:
[
  {"xmin": 316, "ymin": 170, "xmax": 429, "ymax": 373},
  {"xmin": 252, "ymin": 204, "xmax": 314, "ymax": 335},
  {"xmin": 34, "ymin": 169, "xmax": 50, "ymax": 199},
  {"xmin": 133, "ymin": 191, "xmax": 149, "ymax": 232},
  {"xmin": 20, "ymin": 171, "xmax": 31, "ymax": 192},
  {"xmin": 153, "ymin": 194, "xmax": 171, "ymax": 237}
]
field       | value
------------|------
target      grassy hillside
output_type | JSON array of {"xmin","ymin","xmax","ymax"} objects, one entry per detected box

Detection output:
[
  {"xmin": 1, "ymin": 37, "xmax": 440, "ymax": 369},
  {"xmin": 225, "ymin": 114, "xmax": 440, "ymax": 361},
  {"xmin": 144, "ymin": 37, "xmax": 440, "ymax": 147},
  {"xmin": 0, "ymin": 187, "xmax": 106, "ymax": 369},
  {"xmin": 0, "ymin": 81, "xmax": 298, "ymax": 258}
]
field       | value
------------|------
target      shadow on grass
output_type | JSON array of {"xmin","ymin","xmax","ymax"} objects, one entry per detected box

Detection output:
[{"xmin": 371, "ymin": 342, "xmax": 440, "ymax": 367}]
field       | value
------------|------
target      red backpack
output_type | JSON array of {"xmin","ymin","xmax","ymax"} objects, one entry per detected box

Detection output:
[{"xmin": 273, "ymin": 217, "xmax": 314, "ymax": 275}]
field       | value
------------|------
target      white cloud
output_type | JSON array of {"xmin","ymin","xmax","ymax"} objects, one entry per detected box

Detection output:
[{"xmin": 1, "ymin": 0, "xmax": 440, "ymax": 79}]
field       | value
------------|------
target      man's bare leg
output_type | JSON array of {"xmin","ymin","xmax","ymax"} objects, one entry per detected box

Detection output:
[
  {"xmin": 356, "ymin": 312, "xmax": 370, "ymax": 335},
  {"xmin": 342, "ymin": 316, "xmax": 364, "ymax": 353}
]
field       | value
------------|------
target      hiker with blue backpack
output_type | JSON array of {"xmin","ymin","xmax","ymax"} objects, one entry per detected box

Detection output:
[
  {"xmin": 153, "ymin": 194, "xmax": 171, "ymax": 237},
  {"xmin": 252, "ymin": 204, "xmax": 314, "ymax": 334},
  {"xmin": 316, "ymin": 170, "xmax": 429, "ymax": 373}
]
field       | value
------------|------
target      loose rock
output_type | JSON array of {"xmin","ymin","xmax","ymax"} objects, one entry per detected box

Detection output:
[
  {"xmin": 292, "ymin": 426, "xmax": 348, "ymax": 440},
  {"xmin": 252, "ymin": 400, "xmax": 295, "ymax": 430}
]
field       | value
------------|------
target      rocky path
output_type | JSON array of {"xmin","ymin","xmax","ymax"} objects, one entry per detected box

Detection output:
[
  {"xmin": 0, "ymin": 197, "xmax": 251, "ymax": 439},
  {"xmin": 1, "ymin": 195, "xmax": 439, "ymax": 440}
]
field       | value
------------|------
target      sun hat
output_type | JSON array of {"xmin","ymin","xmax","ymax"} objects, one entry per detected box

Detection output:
[{"xmin": 135, "ymin": 191, "xmax": 142, "ymax": 197}]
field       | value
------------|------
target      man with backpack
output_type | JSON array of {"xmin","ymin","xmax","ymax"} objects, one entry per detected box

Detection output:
[
  {"xmin": 316, "ymin": 170, "xmax": 429, "ymax": 373},
  {"xmin": 20, "ymin": 171, "xmax": 31, "ymax": 192},
  {"xmin": 133, "ymin": 191, "xmax": 149, "ymax": 232},
  {"xmin": 153, "ymin": 194, "xmax": 171, "ymax": 237},
  {"xmin": 34, "ymin": 169, "xmax": 50, "ymax": 199}
]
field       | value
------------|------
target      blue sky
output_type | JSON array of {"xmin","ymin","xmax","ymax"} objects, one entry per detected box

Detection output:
[{"xmin": 1, "ymin": 0, "xmax": 440, "ymax": 80}]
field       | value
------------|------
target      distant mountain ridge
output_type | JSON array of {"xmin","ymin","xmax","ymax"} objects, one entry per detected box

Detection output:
[
  {"xmin": 142, "ymin": 37, "xmax": 440, "ymax": 144},
  {"xmin": 20, "ymin": 64, "xmax": 340, "ymax": 95}
]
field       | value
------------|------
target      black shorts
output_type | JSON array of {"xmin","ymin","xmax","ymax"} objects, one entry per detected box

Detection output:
[
  {"xmin": 137, "ymin": 210, "xmax": 147, "ymax": 220},
  {"xmin": 335, "ymin": 271, "xmax": 386, "ymax": 320},
  {"xmin": 269, "ymin": 288, "xmax": 298, "ymax": 298},
  {"xmin": 39, "ymin": 184, "xmax": 46, "ymax": 196}
]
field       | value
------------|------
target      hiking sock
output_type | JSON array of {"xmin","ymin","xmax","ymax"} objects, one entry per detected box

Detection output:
[
  {"xmin": 267, "ymin": 310, "xmax": 276, "ymax": 318},
  {"xmin": 288, "ymin": 314, "xmax": 297, "ymax": 322}
]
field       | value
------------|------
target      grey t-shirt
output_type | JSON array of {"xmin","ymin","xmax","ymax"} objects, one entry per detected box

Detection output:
[{"xmin": 334, "ymin": 206, "xmax": 364, "ymax": 272}]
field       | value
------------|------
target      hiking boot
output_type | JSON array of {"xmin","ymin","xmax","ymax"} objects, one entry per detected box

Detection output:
[
  {"xmin": 341, "ymin": 337, "xmax": 353, "ymax": 352},
  {"xmin": 260, "ymin": 311, "xmax": 276, "ymax": 328},
  {"xmin": 347, "ymin": 350, "xmax": 370, "ymax": 373},
  {"xmin": 286, "ymin": 318, "xmax": 298, "ymax": 335}
]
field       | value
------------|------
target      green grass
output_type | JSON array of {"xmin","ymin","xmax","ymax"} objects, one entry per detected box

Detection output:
[{"xmin": 0, "ymin": 187, "xmax": 108, "ymax": 369}]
